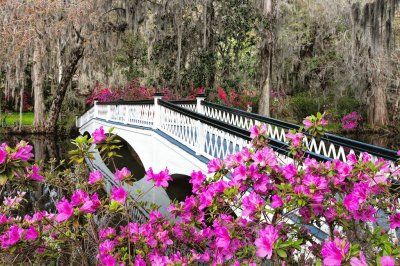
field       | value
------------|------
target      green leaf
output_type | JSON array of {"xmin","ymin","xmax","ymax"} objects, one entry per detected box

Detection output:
[
  {"xmin": 0, "ymin": 175, "xmax": 7, "ymax": 185},
  {"xmin": 276, "ymin": 249, "xmax": 287, "ymax": 258}
]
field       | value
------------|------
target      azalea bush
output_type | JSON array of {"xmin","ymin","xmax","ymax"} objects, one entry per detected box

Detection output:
[
  {"xmin": 341, "ymin": 112, "xmax": 362, "ymax": 130},
  {"xmin": 213, "ymin": 86, "xmax": 258, "ymax": 111},
  {"xmin": 0, "ymin": 123, "xmax": 400, "ymax": 265},
  {"xmin": 86, "ymin": 80, "xmax": 205, "ymax": 106}
]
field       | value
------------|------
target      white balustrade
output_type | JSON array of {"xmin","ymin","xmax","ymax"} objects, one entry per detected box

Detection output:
[
  {"xmin": 158, "ymin": 104, "xmax": 249, "ymax": 160},
  {"xmin": 176, "ymin": 103, "xmax": 197, "ymax": 112},
  {"xmin": 158, "ymin": 105, "xmax": 198, "ymax": 152},
  {"xmin": 201, "ymin": 103, "xmax": 392, "ymax": 163}
]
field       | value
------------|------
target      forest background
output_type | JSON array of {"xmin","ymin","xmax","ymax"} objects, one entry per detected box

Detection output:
[{"xmin": 0, "ymin": 0, "xmax": 399, "ymax": 142}]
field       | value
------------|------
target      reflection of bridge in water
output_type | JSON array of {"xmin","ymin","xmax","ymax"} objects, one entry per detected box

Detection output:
[{"xmin": 77, "ymin": 93, "xmax": 399, "ymax": 240}]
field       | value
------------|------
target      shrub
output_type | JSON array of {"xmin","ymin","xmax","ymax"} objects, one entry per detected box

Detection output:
[
  {"xmin": 0, "ymin": 125, "xmax": 399, "ymax": 265},
  {"xmin": 290, "ymin": 92, "xmax": 326, "ymax": 121},
  {"xmin": 341, "ymin": 111, "xmax": 362, "ymax": 130},
  {"xmin": 337, "ymin": 96, "xmax": 361, "ymax": 117}
]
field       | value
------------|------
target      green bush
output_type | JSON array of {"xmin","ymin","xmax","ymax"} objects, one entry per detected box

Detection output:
[
  {"xmin": 336, "ymin": 96, "xmax": 361, "ymax": 117},
  {"xmin": 290, "ymin": 92, "xmax": 326, "ymax": 121}
]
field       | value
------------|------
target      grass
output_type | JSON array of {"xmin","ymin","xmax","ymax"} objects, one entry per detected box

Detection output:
[{"xmin": 0, "ymin": 112, "xmax": 34, "ymax": 126}]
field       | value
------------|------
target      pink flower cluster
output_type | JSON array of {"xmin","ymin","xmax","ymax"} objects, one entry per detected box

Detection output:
[
  {"xmin": 146, "ymin": 167, "xmax": 172, "ymax": 187},
  {"xmin": 92, "ymin": 126, "xmax": 106, "ymax": 144},
  {"xmin": 0, "ymin": 125, "xmax": 399, "ymax": 265},
  {"xmin": 341, "ymin": 111, "xmax": 362, "ymax": 130}
]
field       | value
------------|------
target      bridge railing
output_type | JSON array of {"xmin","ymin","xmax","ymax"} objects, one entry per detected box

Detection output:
[
  {"xmin": 201, "ymin": 101, "xmax": 399, "ymax": 163},
  {"xmin": 157, "ymin": 100, "xmax": 333, "ymax": 163},
  {"xmin": 76, "ymin": 96, "xmax": 398, "ymax": 165},
  {"xmin": 170, "ymin": 100, "xmax": 197, "ymax": 112}
]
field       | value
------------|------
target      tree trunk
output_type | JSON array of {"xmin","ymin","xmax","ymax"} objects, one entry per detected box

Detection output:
[
  {"xmin": 32, "ymin": 38, "xmax": 46, "ymax": 131},
  {"xmin": 258, "ymin": 0, "xmax": 275, "ymax": 117},
  {"xmin": 19, "ymin": 87, "xmax": 23, "ymax": 131},
  {"xmin": 368, "ymin": 83, "xmax": 389, "ymax": 126},
  {"xmin": 367, "ymin": 55, "xmax": 389, "ymax": 127},
  {"xmin": 45, "ymin": 43, "xmax": 84, "ymax": 133}
]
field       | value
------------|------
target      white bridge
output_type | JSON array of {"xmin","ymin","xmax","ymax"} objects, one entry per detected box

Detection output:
[{"xmin": 76, "ymin": 93, "xmax": 399, "ymax": 236}]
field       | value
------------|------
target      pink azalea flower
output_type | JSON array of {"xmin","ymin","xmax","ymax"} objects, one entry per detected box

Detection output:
[
  {"xmin": 397, "ymin": 150, "xmax": 400, "ymax": 156},
  {"xmin": 232, "ymin": 164, "xmax": 247, "ymax": 182},
  {"xmin": 189, "ymin": 170, "xmax": 206, "ymax": 193},
  {"xmin": 350, "ymin": 251, "xmax": 367, "ymax": 266},
  {"xmin": 114, "ymin": 167, "xmax": 131, "ymax": 182},
  {"xmin": 250, "ymin": 124, "xmax": 267, "ymax": 139},
  {"xmin": 207, "ymin": 158, "xmax": 223, "ymax": 173},
  {"xmin": 319, "ymin": 117, "xmax": 329, "ymax": 126},
  {"xmin": 254, "ymin": 225, "xmax": 279, "ymax": 259},
  {"xmin": 71, "ymin": 189, "xmax": 89, "ymax": 206},
  {"xmin": 55, "ymin": 198, "xmax": 74, "ymax": 222},
  {"xmin": 134, "ymin": 255, "xmax": 146, "ymax": 266},
  {"xmin": 286, "ymin": 132, "xmax": 303, "ymax": 147},
  {"xmin": 325, "ymin": 207, "xmax": 337, "ymax": 222},
  {"xmin": 0, "ymin": 214, "xmax": 7, "ymax": 225},
  {"xmin": 146, "ymin": 167, "xmax": 172, "ymax": 187},
  {"xmin": 321, "ymin": 238, "xmax": 349, "ymax": 266},
  {"xmin": 242, "ymin": 192, "xmax": 264, "ymax": 218},
  {"xmin": 99, "ymin": 239, "xmax": 115, "ymax": 256},
  {"xmin": 0, "ymin": 225, "xmax": 24, "ymax": 249},
  {"xmin": 389, "ymin": 213, "xmax": 400, "ymax": 229},
  {"xmin": 11, "ymin": 141, "xmax": 33, "ymax": 161},
  {"xmin": 88, "ymin": 170, "xmax": 103, "ymax": 185},
  {"xmin": 92, "ymin": 126, "xmax": 106, "ymax": 144},
  {"xmin": 80, "ymin": 193, "xmax": 101, "ymax": 213},
  {"xmin": 24, "ymin": 226, "xmax": 38, "ymax": 241},
  {"xmin": 215, "ymin": 226, "xmax": 230, "ymax": 249},
  {"xmin": 99, "ymin": 227, "xmax": 116, "ymax": 240},
  {"xmin": 271, "ymin": 194, "xmax": 283, "ymax": 209},
  {"xmin": 380, "ymin": 256, "xmax": 395, "ymax": 266},
  {"xmin": 101, "ymin": 255, "xmax": 116, "ymax": 266},
  {"xmin": 110, "ymin": 186, "xmax": 127, "ymax": 204},
  {"xmin": 353, "ymin": 205, "xmax": 377, "ymax": 222},
  {"xmin": 0, "ymin": 147, "xmax": 7, "ymax": 164},
  {"xmin": 27, "ymin": 165, "xmax": 44, "ymax": 182},
  {"xmin": 302, "ymin": 119, "xmax": 313, "ymax": 130},
  {"xmin": 343, "ymin": 193, "xmax": 360, "ymax": 212}
]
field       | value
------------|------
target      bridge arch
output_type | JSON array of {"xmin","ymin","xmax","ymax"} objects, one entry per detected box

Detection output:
[
  {"xmin": 166, "ymin": 174, "xmax": 193, "ymax": 202},
  {"xmin": 104, "ymin": 134, "xmax": 146, "ymax": 181},
  {"xmin": 80, "ymin": 120, "xmax": 208, "ymax": 177}
]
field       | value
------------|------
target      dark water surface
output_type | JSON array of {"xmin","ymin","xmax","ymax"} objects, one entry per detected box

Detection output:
[
  {"xmin": 0, "ymin": 134, "xmax": 75, "ymax": 163},
  {"xmin": 347, "ymin": 133, "xmax": 399, "ymax": 151}
]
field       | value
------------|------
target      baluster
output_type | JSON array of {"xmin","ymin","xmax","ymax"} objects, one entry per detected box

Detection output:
[
  {"xmin": 93, "ymin": 101, "xmax": 98, "ymax": 118},
  {"xmin": 196, "ymin": 93, "xmax": 206, "ymax": 114},
  {"xmin": 153, "ymin": 93, "xmax": 163, "ymax": 130},
  {"xmin": 124, "ymin": 106, "xmax": 129, "ymax": 124},
  {"xmin": 107, "ymin": 105, "xmax": 111, "ymax": 121}
]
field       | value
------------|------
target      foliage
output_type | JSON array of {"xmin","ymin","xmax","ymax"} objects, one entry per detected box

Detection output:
[
  {"xmin": 290, "ymin": 92, "xmax": 326, "ymax": 121},
  {"xmin": 0, "ymin": 122, "xmax": 399, "ymax": 265},
  {"xmin": 85, "ymin": 80, "xmax": 187, "ymax": 106},
  {"xmin": 0, "ymin": 112, "xmax": 34, "ymax": 127},
  {"xmin": 209, "ymin": 85, "xmax": 259, "ymax": 111}
]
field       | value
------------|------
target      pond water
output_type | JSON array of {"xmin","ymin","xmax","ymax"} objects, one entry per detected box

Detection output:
[{"xmin": 348, "ymin": 133, "xmax": 399, "ymax": 151}]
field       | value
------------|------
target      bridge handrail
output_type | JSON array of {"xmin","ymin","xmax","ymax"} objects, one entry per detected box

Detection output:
[
  {"xmin": 159, "ymin": 100, "xmax": 332, "ymax": 162},
  {"xmin": 201, "ymin": 101, "xmax": 398, "ymax": 162},
  {"xmin": 96, "ymin": 99, "xmax": 154, "ymax": 106}
]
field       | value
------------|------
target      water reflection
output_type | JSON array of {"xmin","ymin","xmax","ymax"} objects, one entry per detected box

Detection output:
[
  {"xmin": 348, "ymin": 133, "xmax": 400, "ymax": 150},
  {"xmin": 0, "ymin": 134, "xmax": 74, "ymax": 163},
  {"xmin": 0, "ymin": 134, "xmax": 75, "ymax": 216}
]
